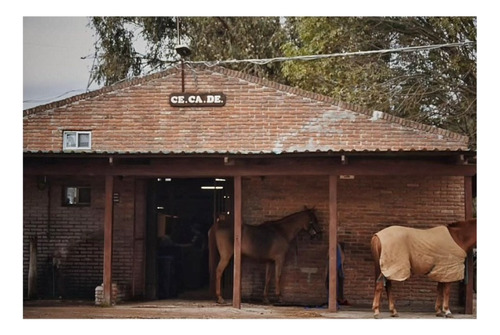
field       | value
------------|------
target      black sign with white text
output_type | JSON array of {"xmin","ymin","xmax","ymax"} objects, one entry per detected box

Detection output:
[{"xmin": 169, "ymin": 93, "xmax": 226, "ymax": 107}]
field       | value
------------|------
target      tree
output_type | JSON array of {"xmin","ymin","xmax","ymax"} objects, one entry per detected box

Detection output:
[
  {"xmin": 281, "ymin": 17, "xmax": 476, "ymax": 148},
  {"xmin": 89, "ymin": 17, "xmax": 287, "ymax": 85},
  {"xmin": 90, "ymin": 17, "xmax": 178, "ymax": 86},
  {"xmin": 182, "ymin": 17, "xmax": 287, "ymax": 82}
]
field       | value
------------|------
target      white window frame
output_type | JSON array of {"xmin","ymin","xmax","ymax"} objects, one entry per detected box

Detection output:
[
  {"xmin": 63, "ymin": 131, "xmax": 92, "ymax": 150},
  {"xmin": 63, "ymin": 186, "xmax": 91, "ymax": 206}
]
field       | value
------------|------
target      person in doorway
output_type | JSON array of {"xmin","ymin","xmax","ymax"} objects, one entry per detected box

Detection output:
[{"xmin": 324, "ymin": 243, "xmax": 349, "ymax": 306}]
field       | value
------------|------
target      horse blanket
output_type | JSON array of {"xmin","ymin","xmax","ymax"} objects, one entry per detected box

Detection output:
[{"xmin": 375, "ymin": 225, "xmax": 467, "ymax": 282}]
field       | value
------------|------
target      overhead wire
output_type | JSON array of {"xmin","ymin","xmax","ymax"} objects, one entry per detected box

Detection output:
[
  {"xmin": 23, "ymin": 89, "xmax": 87, "ymax": 104},
  {"xmin": 186, "ymin": 41, "xmax": 475, "ymax": 67},
  {"xmin": 24, "ymin": 41, "xmax": 475, "ymax": 106}
]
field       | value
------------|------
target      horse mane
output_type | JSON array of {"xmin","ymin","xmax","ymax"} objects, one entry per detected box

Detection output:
[
  {"xmin": 446, "ymin": 221, "xmax": 461, "ymax": 228},
  {"xmin": 260, "ymin": 208, "xmax": 312, "ymax": 226},
  {"xmin": 445, "ymin": 218, "xmax": 476, "ymax": 228}
]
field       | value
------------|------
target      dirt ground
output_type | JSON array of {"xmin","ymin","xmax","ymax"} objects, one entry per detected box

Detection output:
[{"xmin": 23, "ymin": 298, "xmax": 476, "ymax": 319}]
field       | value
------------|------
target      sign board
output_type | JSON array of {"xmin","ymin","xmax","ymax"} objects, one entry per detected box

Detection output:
[{"xmin": 169, "ymin": 92, "xmax": 226, "ymax": 107}]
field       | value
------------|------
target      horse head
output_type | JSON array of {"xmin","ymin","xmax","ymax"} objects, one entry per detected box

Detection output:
[
  {"xmin": 447, "ymin": 218, "xmax": 477, "ymax": 252},
  {"xmin": 304, "ymin": 206, "xmax": 322, "ymax": 239}
]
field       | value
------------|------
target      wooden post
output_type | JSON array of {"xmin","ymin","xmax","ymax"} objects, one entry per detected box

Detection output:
[
  {"xmin": 464, "ymin": 176, "xmax": 474, "ymax": 314},
  {"xmin": 328, "ymin": 175, "xmax": 338, "ymax": 312},
  {"xmin": 103, "ymin": 175, "xmax": 114, "ymax": 305},
  {"xmin": 232, "ymin": 176, "xmax": 242, "ymax": 309}
]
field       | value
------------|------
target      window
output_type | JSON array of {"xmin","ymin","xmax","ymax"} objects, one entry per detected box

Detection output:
[
  {"xmin": 63, "ymin": 186, "xmax": 91, "ymax": 206},
  {"xmin": 63, "ymin": 131, "xmax": 91, "ymax": 150}
]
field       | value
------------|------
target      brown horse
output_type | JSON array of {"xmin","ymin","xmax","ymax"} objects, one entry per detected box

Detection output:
[
  {"xmin": 209, "ymin": 207, "xmax": 321, "ymax": 304},
  {"xmin": 371, "ymin": 219, "xmax": 476, "ymax": 318}
]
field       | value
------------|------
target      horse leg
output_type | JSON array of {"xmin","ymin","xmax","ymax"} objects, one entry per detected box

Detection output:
[
  {"xmin": 371, "ymin": 235, "xmax": 385, "ymax": 318},
  {"xmin": 372, "ymin": 274, "xmax": 385, "ymax": 318},
  {"xmin": 263, "ymin": 262, "xmax": 272, "ymax": 304},
  {"xmin": 215, "ymin": 255, "xmax": 232, "ymax": 304},
  {"xmin": 442, "ymin": 282, "xmax": 453, "ymax": 318},
  {"xmin": 385, "ymin": 279, "xmax": 398, "ymax": 317},
  {"xmin": 435, "ymin": 282, "xmax": 445, "ymax": 316},
  {"xmin": 274, "ymin": 258, "xmax": 284, "ymax": 303}
]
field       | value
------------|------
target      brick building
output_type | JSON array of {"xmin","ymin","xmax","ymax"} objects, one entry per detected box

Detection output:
[{"xmin": 23, "ymin": 66, "xmax": 475, "ymax": 312}]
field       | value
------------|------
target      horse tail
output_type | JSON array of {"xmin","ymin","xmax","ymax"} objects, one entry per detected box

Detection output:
[{"xmin": 370, "ymin": 234, "xmax": 383, "ymax": 281}]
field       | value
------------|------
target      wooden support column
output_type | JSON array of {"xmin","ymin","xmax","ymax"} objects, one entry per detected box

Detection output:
[
  {"xmin": 328, "ymin": 175, "xmax": 338, "ymax": 312},
  {"xmin": 232, "ymin": 176, "xmax": 242, "ymax": 309},
  {"xmin": 464, "ymin": 175, "xmax": 474, "ymax": 314},
  {"xmin": 103, "ymin": 175, "xmax": 114, "ymax": 305}
]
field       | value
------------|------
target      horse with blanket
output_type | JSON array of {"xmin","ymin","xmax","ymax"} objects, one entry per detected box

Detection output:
[{"xmin": 371, "ymin": 219, "xmax": 476, "ymax": 318}]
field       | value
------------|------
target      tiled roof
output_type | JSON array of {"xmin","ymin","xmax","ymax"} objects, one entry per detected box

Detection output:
[{"xmin": 23, "ymin": 65, "xmax": 470, "ymax": 155}]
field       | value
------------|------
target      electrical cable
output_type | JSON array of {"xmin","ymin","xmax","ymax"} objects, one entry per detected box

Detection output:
[
  {"xmin": 23, "ymin": 89, "xmax": 87, "ymax": 104},
  {"xmin": 186, "ymin": 41, "xmax": 475, "ymax": 67},
  {"xmin": 24, "ymin": 41, "xmax": 475, "ymax": 106}
]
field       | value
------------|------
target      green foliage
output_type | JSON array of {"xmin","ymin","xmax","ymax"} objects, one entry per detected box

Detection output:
[
  {"xmin": 89, "ymin": 17, "xmax": 287, "ymax": 85},
  {"xmin": 282, "ymin": 18, "xmax": 394, "ymax": 106},
  {"xmin": 281, "ymin": 17, "xmax": 476, "ymax": 148},
  {"xmin": 182, "ymin": 17, "xmax": 287, "ymax": 81},
  {"xmin": 90, "ymin": 17, "xmax": 178, "ymax": 86}
]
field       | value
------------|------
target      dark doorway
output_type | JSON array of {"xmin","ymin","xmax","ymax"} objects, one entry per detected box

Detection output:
[{"xmin": 145, "ymin": 177, "xmax": 233, "ymax": 300}]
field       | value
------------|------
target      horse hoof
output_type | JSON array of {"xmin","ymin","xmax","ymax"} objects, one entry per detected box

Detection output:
[
  {"xmin": 262, "ymin": 298, "xmax": 270, "ymax": 305},
  {"xmin": 445, "ymin": 312, "xmax": 454, "ymax": 318},
  {"xmin": 374, "ymin": 313, "xmax": 380, "ymax": 319},
  {"xmin": 391, "ymin": 312, "xmax": 399, "ymax": 318},
  {"xmin": 216, "ymin": 298, "xmax": 225, "ymax": 304}
]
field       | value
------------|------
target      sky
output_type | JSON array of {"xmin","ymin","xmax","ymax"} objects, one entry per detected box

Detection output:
[{"xmin": 23, "ymin": 17, "xmax": 100, "ymax": 110}]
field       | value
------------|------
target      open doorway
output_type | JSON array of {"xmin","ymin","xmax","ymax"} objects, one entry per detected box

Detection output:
[{"xmin": 146, "ymin": 177, "xmax": 233, "ymax": 300}]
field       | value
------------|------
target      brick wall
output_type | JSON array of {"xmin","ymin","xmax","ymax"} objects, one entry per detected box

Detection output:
[
  {"xmin": 338, "ymin": 175, "xmax": 465, "ymax": 308},
  {"xmin": 24, "ymin": 173, "xmax": 465, "ymax": 308},
  {"xmin": 23, "ymin": 176, "xmax": 104, "ymax": 299},
  {"xmin": 109, "ymin": 176, "xmax": 142, "ymax": 300},
  {"xmin": 241, "ymin": 175, "xmax": 466, "ymax": 307},
  {"xmin": 23, "ymin": 175, "xmax": 144, "ymax": 300},
  {"xmin": 241, "ymin": 176, "xmax": 330, "ymax": 305}
]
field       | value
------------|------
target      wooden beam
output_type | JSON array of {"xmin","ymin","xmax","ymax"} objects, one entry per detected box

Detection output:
[
  {"xmin": 464, "ymin": 176, "xmax": 474, "ymax": 314},
  {"xmin": 328, "ymin": 175, "xmax": 338, "ymax": 312},
  {"xmin": 232, "ymin": 176, "xmax": 242, "ymax": 309},
  {"xmin": 23, "ymin": 157, "xmax": 477, "ymax": 177},
  {"xmin": 103, "ymin": 175, "xmax": 114, "ymax": 305}
]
